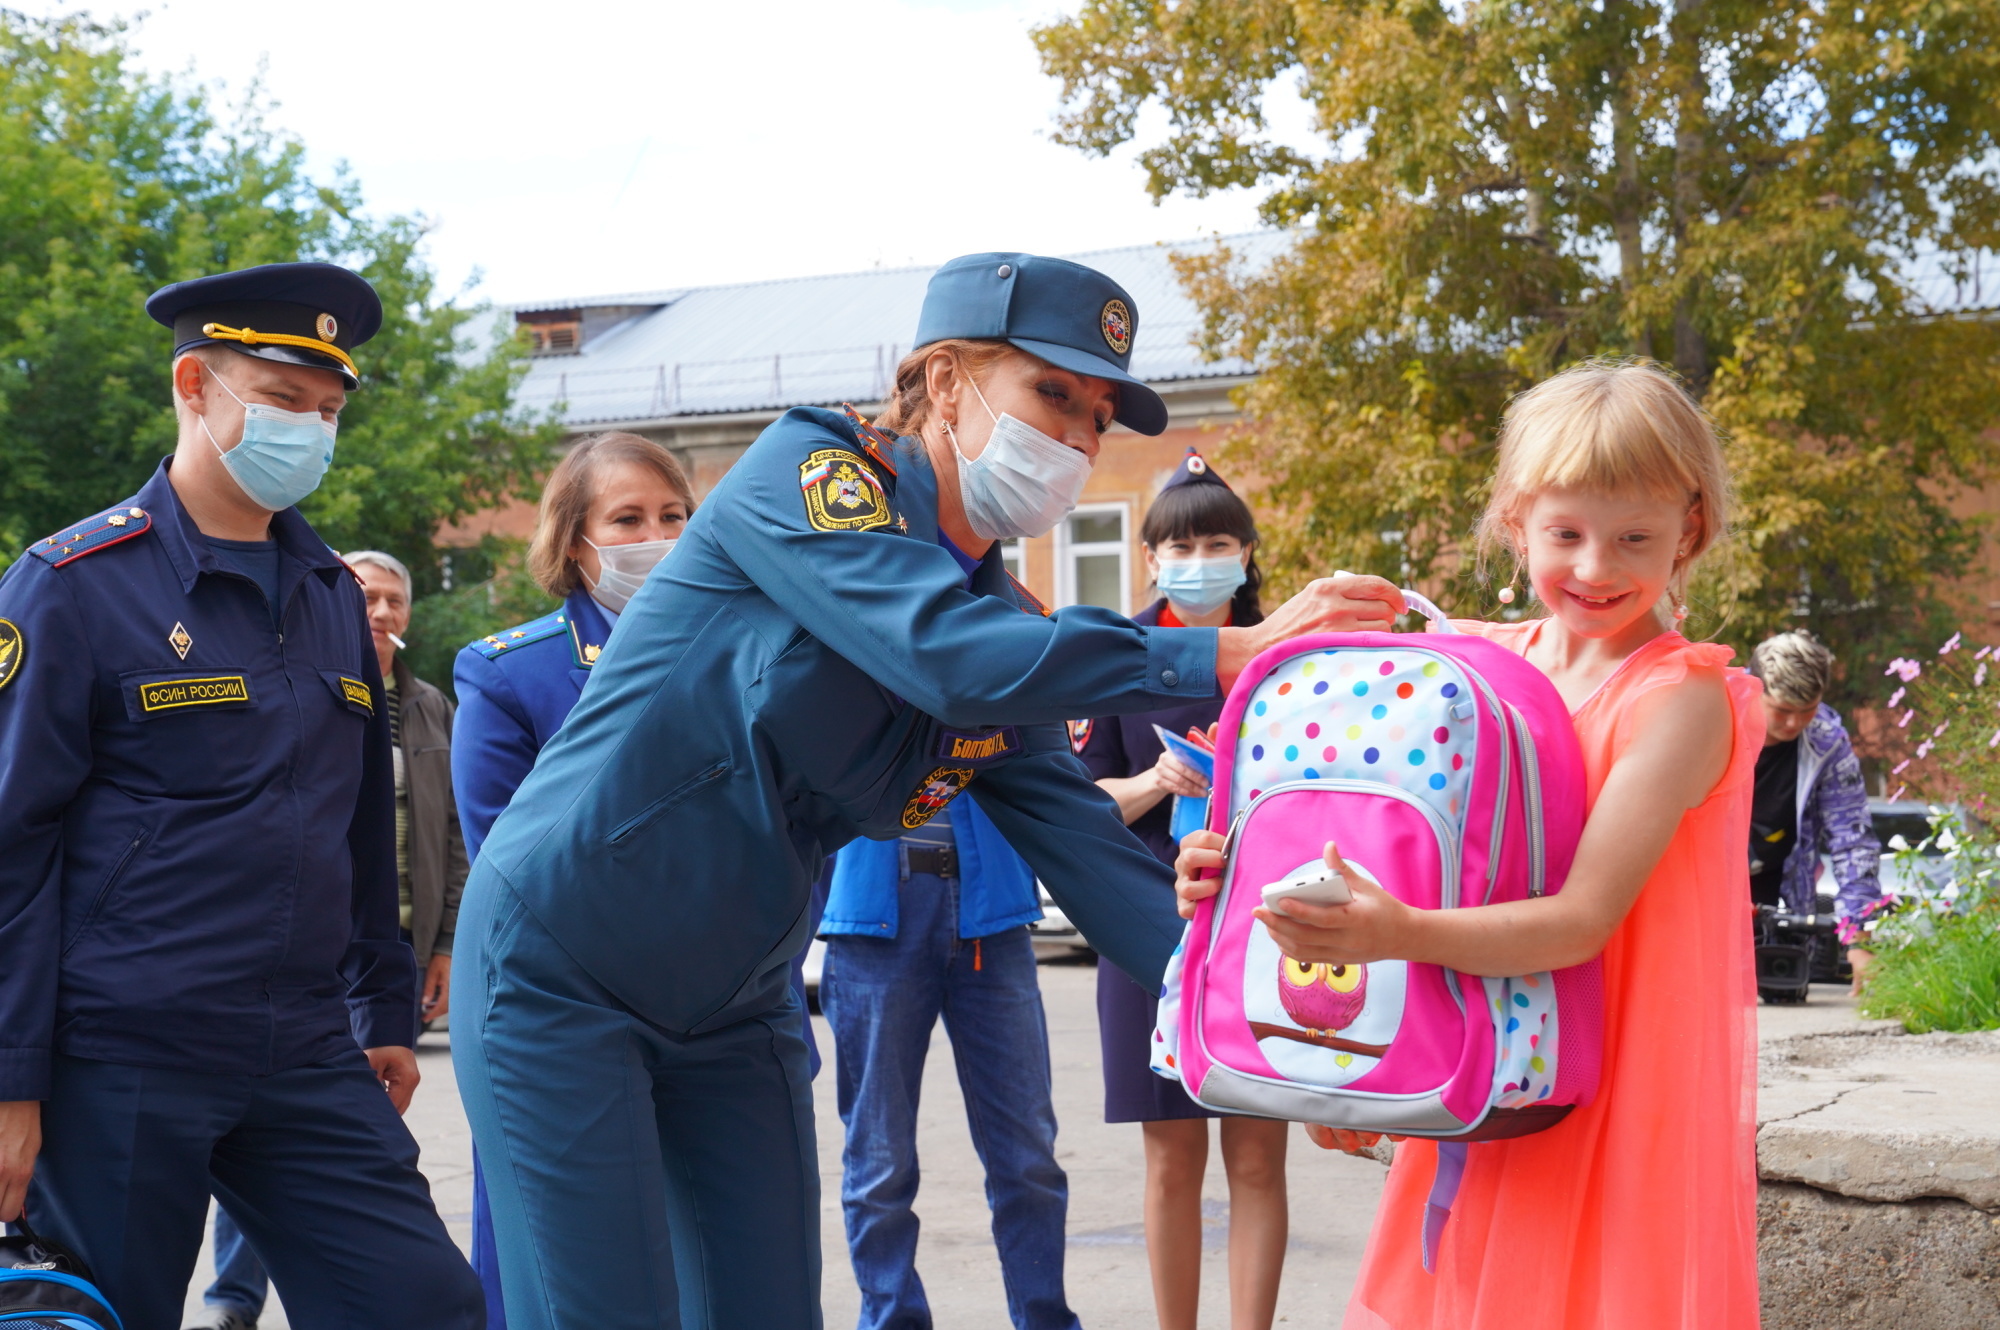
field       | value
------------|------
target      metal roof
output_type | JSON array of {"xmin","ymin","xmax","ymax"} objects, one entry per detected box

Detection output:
[
  {"xmin": 510, "ymin": 233, "xmax": 1289, "ymax": 427},
  {"xmin": 506, "ymin": 233, "xmax": 1995, "ymax": 429}
]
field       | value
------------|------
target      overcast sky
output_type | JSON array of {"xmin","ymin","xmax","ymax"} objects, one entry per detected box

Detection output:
[{"xmin": 21, "ymin": 0, "xmax": 1318, "ymax": 306}]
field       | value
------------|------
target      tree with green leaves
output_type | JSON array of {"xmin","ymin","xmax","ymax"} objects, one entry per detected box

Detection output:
[
  {"xmin": 0, "ymin": 9, "xmax": 556, "ymax": 597},
  {"xmin": 1035, "ymin": 0, "xmax": 2000, "ymax": 695}
]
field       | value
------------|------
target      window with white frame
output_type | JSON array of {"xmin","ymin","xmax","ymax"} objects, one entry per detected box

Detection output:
[{"xmin": 1056, "ymin": 505, "xmax": 1129, "ymax": 613}]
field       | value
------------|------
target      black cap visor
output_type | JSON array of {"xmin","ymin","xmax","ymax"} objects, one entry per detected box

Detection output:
[
  {"xmin": 1008, "ymin": 337, "xmax": 1169, "ymax": 436},
  {"xmin": 172, "ymin": 338, "xmax": 359, "ymax": 390}
]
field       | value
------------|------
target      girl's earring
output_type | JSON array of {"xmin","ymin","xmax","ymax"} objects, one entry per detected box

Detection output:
[
  {"xmin": 1670, "ymin": 590, "xmax": 1689, "ymax": 622},
  {"xmin": 1496, "ymin": 565, "xmax": 1522, "ymax": 605}
]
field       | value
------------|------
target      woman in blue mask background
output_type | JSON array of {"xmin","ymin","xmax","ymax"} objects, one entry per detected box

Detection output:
[{"xmin": 1074, "ymin": 449, "xmax": 1293, "ymax": 1330}]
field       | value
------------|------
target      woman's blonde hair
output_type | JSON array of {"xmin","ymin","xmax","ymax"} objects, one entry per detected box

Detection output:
[
  {"xmin": 528, "ymin": 432, "xmax": 695, "ymax": 597},
  {"xmin": 1477, "ymin": 359, "xmax": 1731, "ymax": 606},
  {"xmin": 873, "ymin": 339, "xmax": 1019, "ymax": 436}
]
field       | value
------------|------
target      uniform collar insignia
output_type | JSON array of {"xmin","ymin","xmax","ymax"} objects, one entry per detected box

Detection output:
[
  {"xmin": 168, "ymin": 622, "xmax": 193, "ymax": 660},
  {"xmin": 841, "ymin": 403, "xmax": 900, "ymax": 479}
]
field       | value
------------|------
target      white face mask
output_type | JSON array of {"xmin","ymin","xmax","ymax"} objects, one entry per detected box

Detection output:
[
  {"xmin": 200, "ymin": 368, "xmax": 339, "ymax": 512},
  {"xmin": 946, "ymin": 376, "xmax": 1092, "ymax": 542},
  {"xmin": 582, "ymin": 536, "xmax": 676, "ymax": 614}
]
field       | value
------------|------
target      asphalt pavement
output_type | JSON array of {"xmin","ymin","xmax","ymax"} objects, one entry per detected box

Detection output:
[{"xmin": 184, "ymin": 954, "xmax": 1390, "ymax": 1329}]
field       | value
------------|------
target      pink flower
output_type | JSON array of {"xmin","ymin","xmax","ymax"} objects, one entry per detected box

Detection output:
[
  {"xmin": 1888, "ymin": 687, "xmax": 1906, "ymax": 709},
  {"xmin": 1991, "ymin": 730, "xmax": 2000, "ymax": 749},
  {"xmin": 1939, "ymin": 632, "xmax": 1962, "ymax": 656},
  {"xmin": 1898, "ymin": 709, "xmax": 1914, "ymax": 728},
  {"xmin": 1885, "ymin": 658, "xmax": 1923, "ymax": 683},
  {"xmin": 1979, "ymin": 664, "xmax": 1990, "ymax": 688},
  {"xmin": 1916, "ymin": 740, "xmax": 1933, "ymax": 759},
  {"xmin": 1979, "ymin": 645, "xmax": 1994, "ymax": 660},
  {"xmin": 1892, "ymin": 759, "xmax": 1911, "ymax": 774},
  {"xmin": 1890, "ymin": 784, "xmax": 1907, "ymax": 801},
  {"xmin": 1934, "ymin": 721, "xmax": 1950, "ymax": 737}
]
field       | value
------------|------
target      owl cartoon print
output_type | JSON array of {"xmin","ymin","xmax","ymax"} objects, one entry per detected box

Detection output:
[
  {"xmin": 1242, "ymin": 855, "xmax": 1407, "ymax": 1088},
  {"xmin": 1277, "ymin": 954, "xmax": 1368, "ymax": 1035}
]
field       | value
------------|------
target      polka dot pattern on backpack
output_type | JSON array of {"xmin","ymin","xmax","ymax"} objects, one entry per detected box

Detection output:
[{"xmin": 1229, "ymin": 648, "xmax": 1481, "ymax": 832}]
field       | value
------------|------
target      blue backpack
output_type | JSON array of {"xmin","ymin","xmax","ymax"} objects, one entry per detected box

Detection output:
[{"xmin": 0, "ymin": 1219, "xmax": 120, "ymax": 1329}]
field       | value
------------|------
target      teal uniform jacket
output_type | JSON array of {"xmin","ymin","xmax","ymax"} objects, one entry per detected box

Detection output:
[{"xmin": 465, "ymin": 406, "xmax": 1218, "ymax": 1036}]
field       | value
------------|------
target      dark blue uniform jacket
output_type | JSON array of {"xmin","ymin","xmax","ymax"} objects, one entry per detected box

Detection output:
[
  {"xmin": 468, "ymin": 407, "xmax": 1218, "ymax": 1038},
  {"xmin": 0, "ymin": 462, "xmax": 413, "ymax": 1101},
  {"xmin": 450, "ymin": 589, "xmax": 612, "ymax": 862}
]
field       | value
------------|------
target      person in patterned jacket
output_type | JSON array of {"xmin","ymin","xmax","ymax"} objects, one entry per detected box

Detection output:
[{"xmin": 1747, "ymin": 630, "xmax": 1883, "ymax": 990}]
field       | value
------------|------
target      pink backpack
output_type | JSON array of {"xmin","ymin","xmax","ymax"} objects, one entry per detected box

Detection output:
[{"xmin": 1151, "ymin": 608, "xmax": 1600, "ymax": 1267}]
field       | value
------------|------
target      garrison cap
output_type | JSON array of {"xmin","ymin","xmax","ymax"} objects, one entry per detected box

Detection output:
[
  {"xmin": 146, "ymin": 262, "xmax": 383, "ymax": 390},
  {"xmin": 1160, "ymin": 446, "xmax": 1233, "ymax": 494},
  {"xmin": 913, "ymin": 253, "xmax": 1168, "ymax": 436}
]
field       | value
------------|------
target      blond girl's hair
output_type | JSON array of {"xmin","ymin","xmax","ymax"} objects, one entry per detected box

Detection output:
[{"xmin": 1477, "ymin": 359, "xmax": 1731, "ymax": 608}]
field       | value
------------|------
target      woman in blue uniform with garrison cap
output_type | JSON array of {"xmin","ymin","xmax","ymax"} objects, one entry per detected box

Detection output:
[{"xmin": 452, "ymin": 252, "xmax": 1405, "ymax": 1329}]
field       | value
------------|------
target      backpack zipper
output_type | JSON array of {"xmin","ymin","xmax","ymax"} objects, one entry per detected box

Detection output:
[{"xmin": 1505, "ymin": 703, "xmax": 1548, "ymax": 897}]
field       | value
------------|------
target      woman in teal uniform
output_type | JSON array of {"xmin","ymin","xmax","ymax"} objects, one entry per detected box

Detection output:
[
  {"xmin": 452, "ymin": 252, "xmax": 1405, "ymax": 1330},
  {"xmin": 451, "ymin": 430, "xmax": 694, "ymax": 1330}
]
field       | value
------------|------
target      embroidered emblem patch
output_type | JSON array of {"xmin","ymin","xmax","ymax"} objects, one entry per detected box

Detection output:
[
  {"xmin": 0, "ymin": 619, "xmax": 22, "ymax": 696},
  {"xmin": 1100, "ymin": 299, "xmax": 1132, "ymax": 356},
  {"xmin": 316, "ymin": 312, "xmax": 339, "ymax": 342},
  {"xmin": 168, "ymin": 622, "xmax": 193, "ymax": 660},
  {"xmin": 800, "ymin": 448, "xmax": 891, "ymax": 533},
  {"xmin": 138, "ymin": 675, "xmax": 249, "ymax": 713},
  {"xmin": 1066, "ymin": 718, "xmax": 1093, "ymax": 754},
  {"xmin": 339, "ymin": 677, "xmax": 375, "ymax": 713},
  {"xmin": 934, "ymin": 726, "xmax": 1021, "ymax": 766},
  {"xmin": 903, "ymin": 766, "xmax": 975, "ymax": 829}
]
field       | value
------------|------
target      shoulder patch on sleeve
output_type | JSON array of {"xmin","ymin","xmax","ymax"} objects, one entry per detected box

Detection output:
[
  {"xmin": 1006, "ymin": 572, "xmax": 1051, "ymax": 617},
  {"xmin": 0, "ymin": 618, "xmax": 22, "ymax": 695},
  {"xmin": 799, "ymin": 448, "xmax": 893, "ymax": 533},
  {"xmin": 29, "ymin": 505, "xmax": 153, "ymax": 568},
  {"xmin": 470, "ymin": 610, "xmax": 571, "ymax": 660}
]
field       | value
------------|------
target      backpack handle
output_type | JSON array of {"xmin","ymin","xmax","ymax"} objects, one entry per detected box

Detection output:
[{"xmin": 1400, "ymin": 589, "xmax": 1457, "ymax": 633}]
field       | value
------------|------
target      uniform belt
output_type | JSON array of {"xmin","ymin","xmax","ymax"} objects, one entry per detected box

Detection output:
[{"xmin": 905, "ymin": 846, "xmax": 958, "ymax": 879}]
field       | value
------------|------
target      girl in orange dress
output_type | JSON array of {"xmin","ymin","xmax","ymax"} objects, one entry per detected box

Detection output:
[{"xmin": 1175, "ymin": 359, "xmax": 1764, "ymax": 1329}]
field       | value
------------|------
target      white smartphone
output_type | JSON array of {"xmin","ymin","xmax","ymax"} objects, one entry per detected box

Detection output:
[{"xmin": 1260, "ymin": 858, "xmax": 1359, "ymax": 909}]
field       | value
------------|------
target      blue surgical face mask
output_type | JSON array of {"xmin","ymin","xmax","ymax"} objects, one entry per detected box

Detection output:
[
  {"xmin": 1156, "ymin": 554, "xmax": 1246, "ymax": 617},
  {"xmin": 200, "ymin": 367, "xmax": 339, "ymax": 512}
]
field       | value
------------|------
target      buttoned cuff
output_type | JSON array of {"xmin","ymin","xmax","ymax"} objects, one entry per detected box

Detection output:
[
  {"xmin": 350, "ymin": 999, "xmax": 418, "ymax": 1052},
  {"xmin": 1144, "ymin": 625, "xmax": 1219, "ymax": 698},
  {"xmin": 0, "ymin": 1047, "xmax": 51, "ymax": 1102}
]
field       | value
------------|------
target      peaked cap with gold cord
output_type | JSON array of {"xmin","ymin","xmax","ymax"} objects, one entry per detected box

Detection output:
[{"xmin": 145, "ymin": 261, "xmax": 384, "ymax": 389}]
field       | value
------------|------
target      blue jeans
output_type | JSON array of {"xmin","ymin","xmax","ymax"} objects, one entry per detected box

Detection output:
[
  {"xmin": 821, "ymin": 871, "xmax": 1079, "ymax": 1330},
  {"xmin": 206, "ymin": 1207, "xmax": 269, "ymax": 1318}
]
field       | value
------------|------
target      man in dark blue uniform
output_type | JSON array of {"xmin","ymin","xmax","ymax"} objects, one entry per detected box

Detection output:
[{"xmin": 0, "ymin": 263, "xmax": 483, "ymax": 1330}]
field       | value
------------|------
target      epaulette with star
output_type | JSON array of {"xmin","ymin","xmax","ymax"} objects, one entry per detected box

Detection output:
[
  {"xmin": 471, "ymin": 609, "xmax": 571, "ymax": 659},
  {"xmin": 29, "ymin": 504, "xmax": 153, "ymax": 567}
]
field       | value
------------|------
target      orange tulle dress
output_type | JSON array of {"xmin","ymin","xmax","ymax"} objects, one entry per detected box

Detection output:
[{"xmin": 1344, "ymin": 624, "xmax": 1765, "ymax": 1330}]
